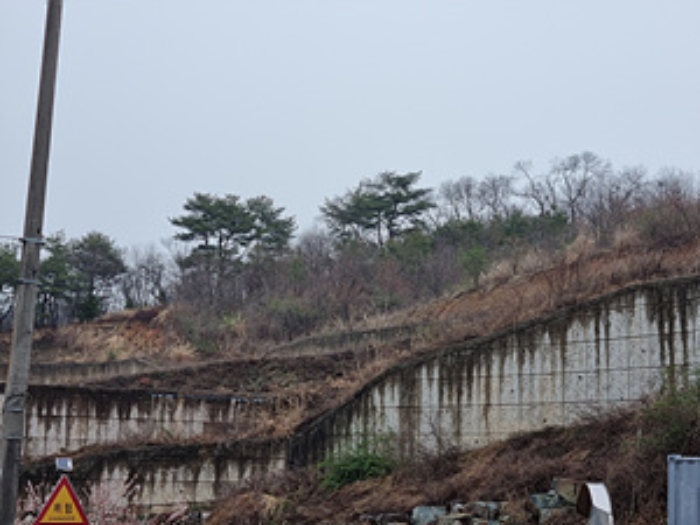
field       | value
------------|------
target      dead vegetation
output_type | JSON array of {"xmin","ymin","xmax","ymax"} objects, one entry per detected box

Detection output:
[
  {"xmin": 8, "ymin": 234, "xmax": 700, "ymax": 368},
  {"xmin": 411, "ymin": 235, "xmax": 700, "ymax": 346},
  {"xmin": 205, "ymin": 402, "xmax": 678, "ymax": 525}
]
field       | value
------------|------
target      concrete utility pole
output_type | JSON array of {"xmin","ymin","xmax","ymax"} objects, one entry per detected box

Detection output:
[{"xmin": 0, "ymin": 0, "xmax": 63, "ymax": 521}]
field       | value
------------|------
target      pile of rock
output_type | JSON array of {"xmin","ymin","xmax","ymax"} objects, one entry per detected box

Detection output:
[
  {"xmin": 359, "ymin": 499, "xmax": 543, "ymax": 524},
  {"xmin": 358, "ymin": 478, "xmax": 611, "ymax": 524}
]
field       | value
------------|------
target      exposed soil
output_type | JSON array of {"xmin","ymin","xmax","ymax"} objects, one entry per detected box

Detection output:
[{"xmin": 79, "ymin": 350, "xmax": 375, "ymax": 395}]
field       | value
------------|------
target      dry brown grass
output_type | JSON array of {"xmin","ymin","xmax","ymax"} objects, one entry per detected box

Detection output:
[
  {"xmin": 255, "ymin": 399, "xmax": 693, "ymax": 524},
  {"xmin": 206, "ymin": 407, "xmax": 645, "ymax": 525},
  {"xmin": 24, "ymin": 308, "xmax": 188, "ymax": 363},
  {"xmin": 409, "ymin": 237, "xmax": 700, "ymax": 347},
  {"xmin": 206, "ymin": 391, "xmax": 698, "ymax": 524}
]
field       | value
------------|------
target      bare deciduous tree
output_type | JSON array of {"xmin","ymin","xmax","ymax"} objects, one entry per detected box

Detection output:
[
  {"xmin": 550, "ymin": 151, "xmax": 611, "ymax": 225},
  {"xmin": 438, "ymin": 176, "xmax": 482, "ymax": 222},
  {"xmin": 583, "ymin": 165, "xmax": 648, "ymax": 245},
  {"xmin": 478, "ymin": 174, "xmax": 514, "ymax": 220},
  {"xmin": 120, "ymin": 246, "xmax": 174, "ymax": 309},
  {"xmin": 514, "ymin": 160, "xmax": 559, "ymax": 217}
]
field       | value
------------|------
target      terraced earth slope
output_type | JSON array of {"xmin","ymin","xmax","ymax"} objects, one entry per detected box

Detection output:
[{"xmin": 3, "ymin": 238, "xmax": 700, "ymax": 523}]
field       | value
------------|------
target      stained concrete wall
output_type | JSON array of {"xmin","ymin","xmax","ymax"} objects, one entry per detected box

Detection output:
[
  {"xmin": 290, "ymin": 278, "xmax": 700, "ymax": 465},
  {"xmin": 0, "ymin": 358, "xmax": 157, "ymax": 386},
  {"xmin": 21, "ymin": 439, "xmax": 288, "ymax": 512},
  {"xmin": 19, "ymin": 277, "xmax": 700, "ymax": 510},
  {"xmin": 11, "ymin": 386, "xmax": 270, "ymax": 458}
]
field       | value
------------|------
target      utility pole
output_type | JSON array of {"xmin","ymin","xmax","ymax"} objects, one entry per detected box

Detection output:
[{"xmin": 0, "ymin": 0, "xmax": 63, "ymax": 521}]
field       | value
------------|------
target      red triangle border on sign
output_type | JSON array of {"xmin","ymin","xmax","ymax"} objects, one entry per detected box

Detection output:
[{"xmin": 33, "ymin": 474, "xmax": 90, "ymax": 525}]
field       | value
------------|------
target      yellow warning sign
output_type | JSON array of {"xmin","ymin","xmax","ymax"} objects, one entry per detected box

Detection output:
[{"xmin": 34, "ymin": 475, "xmax": 90, "ymax": 524}]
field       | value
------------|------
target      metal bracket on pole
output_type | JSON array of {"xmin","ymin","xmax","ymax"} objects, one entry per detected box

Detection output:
[
  {"xmin": 19, "ymin": 237, "xmax": 45, "ymax": 246},
  {"xmin": 16, "ymin": 278, "xmax": 41, "ymax": 286}
]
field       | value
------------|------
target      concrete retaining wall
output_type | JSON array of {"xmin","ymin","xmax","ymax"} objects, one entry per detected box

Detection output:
[
  {"xmin": 22, "ymin": 439, "xmax": 288, "ymax": 512},
  {"xmin": 14, "ymin": 386, "xmax": 270, "ymax": 458},
  {"xmin": 0, "ymin": 358, "xmax": 157, "ymax": 386},
  {"xmin": 290, "ymin": 278, "xmax": 700, "ymax": 465}
]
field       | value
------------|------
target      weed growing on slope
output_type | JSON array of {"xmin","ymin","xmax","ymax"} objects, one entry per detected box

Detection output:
[
  {"xmin": 639, "ymin": 369, "xmax": 700, "ymax": 457},
  {"xmin": 319, "ymin": 438, "xmax": 397, "ymax": 491}
]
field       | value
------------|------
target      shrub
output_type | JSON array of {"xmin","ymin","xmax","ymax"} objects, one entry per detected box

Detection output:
[
  {"xmin": 319, "ymin": 440, "xmax": 396, "ymax": 491},
  {"xmin": 264, "ymin": 297, "xmax": 321, "ymax": 341},
  {"xmin": 639, "ymin": 369, "xmax": 700, "ymax": 457},
  {"xmin": 460, "ymin": 246, "xmax": 488, "ymax": 287}
]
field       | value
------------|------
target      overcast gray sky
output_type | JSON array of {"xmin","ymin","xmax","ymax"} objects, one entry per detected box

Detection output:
[{"xmin": 2, "ymin": 1, "xmax": 700, "ymax": 248}]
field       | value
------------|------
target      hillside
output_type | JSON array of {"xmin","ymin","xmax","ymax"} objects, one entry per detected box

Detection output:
[{"xmin": 4, "ymin": 237, "xmax": 700, "ymax": 523}]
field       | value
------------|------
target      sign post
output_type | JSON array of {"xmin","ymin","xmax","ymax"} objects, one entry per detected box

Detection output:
[{"xmin": 33, "ymin": 475, "xmax": 89, "ymax": 525}]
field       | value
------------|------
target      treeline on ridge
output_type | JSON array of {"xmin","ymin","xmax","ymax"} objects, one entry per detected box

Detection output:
[{"xmin": 1, "ymin": 151, "xmax": 698, "ymax": 351}]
